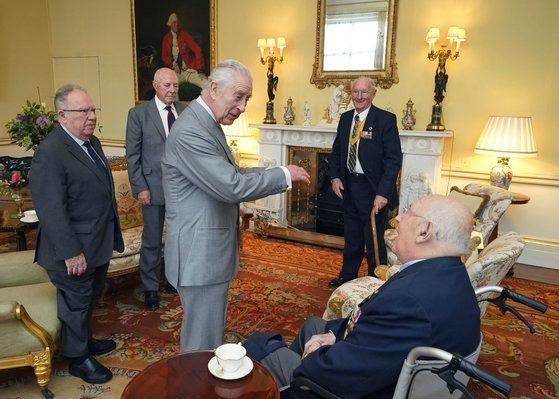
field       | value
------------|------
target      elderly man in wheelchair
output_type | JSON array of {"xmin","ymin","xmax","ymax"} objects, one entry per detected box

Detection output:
[{"xmin": 244, "ymin": 194, "xmax": 547, "ymax": 399}]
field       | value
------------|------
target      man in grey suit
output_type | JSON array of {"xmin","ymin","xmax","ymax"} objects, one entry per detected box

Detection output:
[
  {"xmin": 31, "ymin": 84, "xmax": 124, "ymax": 383},
  {"xmin": 162, "ymin": 59, "xmax": 310, "ymax": 351},
  {"xmin": 126, "ymin": 67, "xmax": 185, "ymax": 310}
]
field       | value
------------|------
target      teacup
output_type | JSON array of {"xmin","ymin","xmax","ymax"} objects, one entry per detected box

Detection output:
[
  {"xmin": 215, "ymin": 343, "xmax": 246, "ymax": 374},
  {"xmin": 23, "ymin": 210, "xmax": 38, "ymax": 222}
]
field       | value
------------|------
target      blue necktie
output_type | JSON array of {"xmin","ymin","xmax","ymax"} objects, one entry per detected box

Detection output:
[{"xmin": 83, "ymin": 141, "xmax": 107, "ymax": 173}]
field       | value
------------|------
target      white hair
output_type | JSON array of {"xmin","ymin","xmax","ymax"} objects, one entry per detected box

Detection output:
[{"xmin": 166, "ymin": 13, "xmax": 177, "ymax": 26}]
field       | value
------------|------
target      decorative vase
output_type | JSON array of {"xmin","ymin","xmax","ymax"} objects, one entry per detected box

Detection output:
[
  {"xmin": 283, "ymin": 97, "xmax": 295, "ymax": 125},
  {"xmin": 401, "ymin": 98, "xmax": 416, "ymax": 130},
  {"xmin": 11, "ymin": 189, "xmax": 25, "ymax": 219}
]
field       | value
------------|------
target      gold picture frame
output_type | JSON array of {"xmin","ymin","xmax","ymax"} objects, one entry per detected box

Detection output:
[{"xmin": 131, "ymin": 0, "xmax": 217, "ymax": 103}]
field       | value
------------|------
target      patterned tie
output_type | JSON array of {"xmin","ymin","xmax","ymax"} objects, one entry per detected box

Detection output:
[
  {"xmin": 165, "ymin": 105, "xmax": 176, "ymax": 132},
  {"xmin": 347, "ymin": 114, "xmax": 360, "ymax": 172},
  {"xmin": 83, "ymin": 141, "xmax": 107, "ymax": 173}
]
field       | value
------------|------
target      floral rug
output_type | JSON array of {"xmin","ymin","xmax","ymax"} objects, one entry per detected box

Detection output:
[{"xmin": 1, "ymin": 232, "xmax": 558, "ymax": 398}]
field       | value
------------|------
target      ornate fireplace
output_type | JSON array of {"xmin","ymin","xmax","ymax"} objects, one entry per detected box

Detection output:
[{"xmin": 248, "ymin": 123, "xmax": 453, "ymax": 248}]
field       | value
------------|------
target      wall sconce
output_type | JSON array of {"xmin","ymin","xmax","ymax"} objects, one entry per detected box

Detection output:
[
  {"xmin": 222, "ymin": 112, "xmax": 252, "ymax": 164},
  {"xmin": 425, "ymin": 26, "xmax": 466, "ymax": 131},
  {"xmin": 474, "ymin": 116, "xmax": 537, "ymax": 189},
  {"xmin": 257, "ymin": 36, "xmax": 286, "ymax": 124}
]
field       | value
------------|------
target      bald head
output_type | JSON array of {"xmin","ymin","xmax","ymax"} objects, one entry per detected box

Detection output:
[{"xmin": 392, "ymin": 194, "xmax": 474, "ymax": 263}]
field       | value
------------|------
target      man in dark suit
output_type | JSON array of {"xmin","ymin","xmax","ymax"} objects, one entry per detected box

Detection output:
[
  {"xmin": 30, "ymin": 84, "xmax": 124, "ymax": 383},
  {"xmin": 327, "ymin": 77, "xmax": 402, "ymax": 288},
  {"xmin": 245, "ymin": 194, "xmax": 481, "ymax": 398},
  {"xmin": 126, "ymin": 67, "xmax": 185, "ymax": 310}
]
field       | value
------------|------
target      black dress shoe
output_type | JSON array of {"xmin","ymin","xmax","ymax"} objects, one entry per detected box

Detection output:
[
  {"xmin": 165, "ymin": 281, "xmax": 177, "ymax": 294},
  {"xmin": 89, "ymin": 338, "xmax": 116, "ymax": 356},
  {"xmin": 69, "ymin": 356, "xmax": 113, "ymax": 384},
  {"xmin": 328, "ymin": 277, "xmax": 354, "ymax": 288},
  {"xmin": 144, "ymin": 290, "xmax": 159, "ymax": 310}
]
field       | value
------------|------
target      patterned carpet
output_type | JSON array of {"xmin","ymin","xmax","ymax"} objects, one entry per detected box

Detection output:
[{"xmin": 1, "ymin": 231, "xmax": 558, "ymax": 398}]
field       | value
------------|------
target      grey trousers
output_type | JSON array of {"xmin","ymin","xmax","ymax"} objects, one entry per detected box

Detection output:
[
  {"xmin": 139, "ymin": 204, "xmax": 165, "ymax": 291},
  {"xmin": 177, "ymin": 281, "xmax": 230, "ymax": 351},
  {"xmin": 260, "ymin": 316, "xmax": 327, "ymax": 388}
]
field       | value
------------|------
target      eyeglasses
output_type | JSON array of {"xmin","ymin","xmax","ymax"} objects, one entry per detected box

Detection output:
[
  {"xmin": 402, "ymin": 206, "xmax": 428, "ymax": 221},
  {"xmin": 61, "ymin": 108, "xmax": 100, "ymax": 115}
]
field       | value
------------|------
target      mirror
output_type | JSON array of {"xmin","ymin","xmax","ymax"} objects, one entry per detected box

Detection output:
[{"xmin": 311, "ymin": 0, "xmax": 399, "ymax": 90}]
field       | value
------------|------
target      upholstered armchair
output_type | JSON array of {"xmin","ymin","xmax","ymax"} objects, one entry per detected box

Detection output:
[
  {"xmin": 107, "ymin": 157, "xmax": 144, "ymax": 279},
  {"xmin": 323, "ymin": 231, "xmax": 524, "ymax": 321},
  {"xmin": 0, "ymin": 250, "xmax": 61, "ymax": 399},
  {"xmin": 384, "ymin": 183, "xmax": 513, "ymax": 266}
]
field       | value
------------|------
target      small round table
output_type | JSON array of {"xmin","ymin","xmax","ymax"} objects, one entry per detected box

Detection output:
[{"xmin": 121, "ymin": 351, "xmax": 279, "ymax": 399}]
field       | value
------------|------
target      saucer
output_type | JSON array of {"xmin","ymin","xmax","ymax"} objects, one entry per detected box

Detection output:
[
  {"xmin": 208, "ymin": 356, "xmax": 253, "ymax": 380},
  {"xmin": 20, "ymin": 216, "xmax": 38, "ymax": 223}
]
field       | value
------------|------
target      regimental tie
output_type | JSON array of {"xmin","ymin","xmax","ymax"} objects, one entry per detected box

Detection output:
[
  {"xmin": 83, "ymin": 141, "xmax": 107, "ymax": 174},
  {"xmin": 165, "ymin": 105, "xmax": 176, "ymax": 132},
  {"xmin": 347, "ymin": 113, "xmax": 360, "ymax": 172}
]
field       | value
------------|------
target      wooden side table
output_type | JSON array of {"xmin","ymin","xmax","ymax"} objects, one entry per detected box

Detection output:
[
  {"xmin": 0, "ymin": 202, "xmax": 37, "ymax": 251},
  {"xmin": 121, "ymin": 351, "xmax": 279, "ymax": 399}
]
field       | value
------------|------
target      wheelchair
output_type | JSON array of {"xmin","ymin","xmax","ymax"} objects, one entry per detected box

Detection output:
[{"xmin": 280, "ymin": 285, "xmax": 547, "ymax": 399}]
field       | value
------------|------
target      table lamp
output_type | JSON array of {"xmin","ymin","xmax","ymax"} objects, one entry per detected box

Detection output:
[
  {"xmin": 222, "ymin": 112, "xmax": 252, "ymax": 164},
  {"xmin": 474, "ymin": 116, "xmax": 537, "ymax": 189}
]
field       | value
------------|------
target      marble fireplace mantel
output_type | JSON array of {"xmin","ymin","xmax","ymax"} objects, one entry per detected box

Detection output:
[{"xmin": 249, "ymin": 123, "xmax": 453, "ymax": 238}]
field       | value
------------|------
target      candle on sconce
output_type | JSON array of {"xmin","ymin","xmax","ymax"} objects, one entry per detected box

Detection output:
[
  {"xmin": 277, "ymin": 37, "xmax": 286, "ymax": 58},
  {"xmin": 257, "ymin": 38, "xmax": 266, "ymax": 57},
  {"xmin": 446, "ymin": 26, "xmax": 459, "ymax": 49},
  {"xmin": 455, "ymin": 28, "xmax": 466, "ymax": 52},
  {"xmin": 266, "ymin": 37, "xmax": 276, "ymax": 53}
]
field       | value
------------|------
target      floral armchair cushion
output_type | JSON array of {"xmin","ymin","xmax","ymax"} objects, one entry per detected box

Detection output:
[
  {"xmin": 461, "ymin": 183, "xmax": 512, "ymax": 247},
  {"xmin": 322, "ymin": 276, "xmax": 385, "ymax": 321},
  {"xmin": 112, "ymin": 169, "xmax": 143, "ymax": 230}
]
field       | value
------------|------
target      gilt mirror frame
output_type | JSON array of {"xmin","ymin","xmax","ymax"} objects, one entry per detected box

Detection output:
[{"xmin": 310, "ymin": 0, "xmax": 399, "ymax": 90}]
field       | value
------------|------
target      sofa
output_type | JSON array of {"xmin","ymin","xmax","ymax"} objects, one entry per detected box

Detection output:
[{"xmin": 0, "ymin": 250, "xmax": 61, "ymax": 399}]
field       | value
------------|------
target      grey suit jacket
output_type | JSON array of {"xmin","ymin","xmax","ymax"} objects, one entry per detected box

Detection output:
[
  {"xmin": 30, "ymin": 126, "xmax": 124, "ymax": 270},
  {"xmin": 125, "ymin": 98, "xmax": 186, "ymax": 205},
  {"xmin": 162, "ymin": 100, "xmax": 288, "ymax": 286}
]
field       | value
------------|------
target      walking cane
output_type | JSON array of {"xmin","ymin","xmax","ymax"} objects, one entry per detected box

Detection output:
[{"xmin": 371, "ymin": 207, "xmax": 390, "ymax": 280}]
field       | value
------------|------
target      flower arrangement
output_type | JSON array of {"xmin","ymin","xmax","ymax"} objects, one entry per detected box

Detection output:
[
  {"xmin": 4, "ymin": 168, "xmax": 29, "ymax": 190},
  {"xmin": 5, "ymin": 100, "xmax": 58, "ymax": 151}
]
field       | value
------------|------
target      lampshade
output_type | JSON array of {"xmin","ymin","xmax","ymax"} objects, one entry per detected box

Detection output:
[
  {"xmin": 474, "ymin": 116, "xmax": 537, "ymax": 189},
  {"xmin": 221, "ymin": 112, "xmax": 251, "ymax": 139},
  {"xmin": 474, "ymin": 116, "xmax": 537, "ymax": 158},
  {"xmin": 221, "ymin": 112, "xmax": 252, "ymax": 164}
]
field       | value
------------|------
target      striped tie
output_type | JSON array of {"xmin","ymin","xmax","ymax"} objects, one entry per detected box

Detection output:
[
  {"xmin": 165, "ymin": 105, "xmax": 175, "ymax": 132},
  {"xmin": 347, "ymin": 114, "xmax": 360, "ymax": 172}
]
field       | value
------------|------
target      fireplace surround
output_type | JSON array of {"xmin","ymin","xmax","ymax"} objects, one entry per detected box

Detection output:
[{"xmin": 248, "ymin": 123, "xmax": 452, "ymax": 248}]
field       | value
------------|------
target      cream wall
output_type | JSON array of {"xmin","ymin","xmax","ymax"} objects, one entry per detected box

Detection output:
[{"xmin": 1, "ymin": 0, "xmax": 558, "ymax": 266}]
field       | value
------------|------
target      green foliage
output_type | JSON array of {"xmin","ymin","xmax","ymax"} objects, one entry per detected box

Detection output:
[{"xmin": 5, "ymin": 100, "xmax": 58, "ymax": 151}]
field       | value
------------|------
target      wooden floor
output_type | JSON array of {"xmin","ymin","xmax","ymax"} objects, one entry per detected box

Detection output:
[{"xmin": 512, "ymin": 263, "xmax": 559, "ymax": 285}]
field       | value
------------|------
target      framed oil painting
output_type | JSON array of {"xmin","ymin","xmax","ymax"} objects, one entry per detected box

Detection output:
[{"xmin": 131, "ymin": 0, "xmax": 216, "ymax": 103}]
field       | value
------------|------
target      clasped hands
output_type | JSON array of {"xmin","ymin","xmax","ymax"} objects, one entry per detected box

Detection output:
[
  {"xmin": 302, "ymin": 331, "xmax": 336, "ymax": 359},
  {"xmin": 65, "ymin": 253, "xmax": 87, "ymax": 276}
]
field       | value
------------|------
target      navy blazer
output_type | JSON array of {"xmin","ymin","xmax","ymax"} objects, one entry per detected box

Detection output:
[
  {"xmin": 31, "ymin": 126, "xmax": 124, "ymax": 269},
  {"xmin": 293, "ymin": 257, "xmax": 481, "ymax": 398},
  {"xmin": 328, "ymin": 105, "xmax": 402, "ymax": 207}
]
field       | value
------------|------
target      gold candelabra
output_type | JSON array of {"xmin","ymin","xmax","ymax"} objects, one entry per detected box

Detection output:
[
  {"xmin": 257, "ymin": 37, "xmax": 286, "ymax": 124},
  {"xmin": 425, "ymin": 26, "xmax": 466, "ymax": 131}
]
